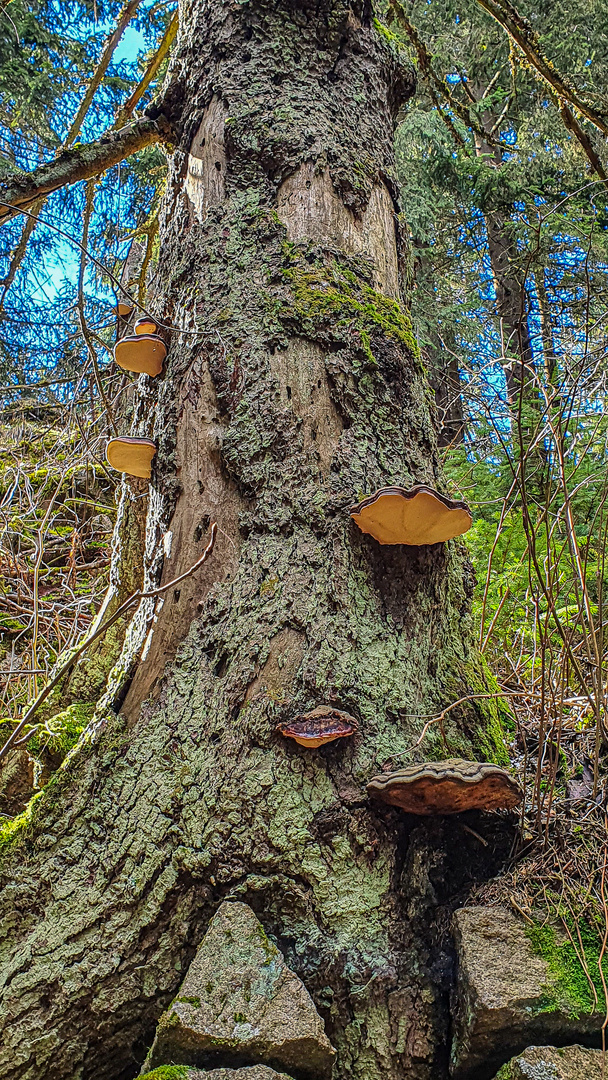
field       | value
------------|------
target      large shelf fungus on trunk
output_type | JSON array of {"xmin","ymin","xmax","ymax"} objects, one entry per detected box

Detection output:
[
  {"xmin": 106, "ymin": 436, "xmax": 157, "ymax": 479},
  {"xmin": 276, "ymin": 706, "xmax": 358, "ymax": 749},
  {"xmin": 114, "ymin": 333, "xmax": 167, "ymax": 377},
  {"xmin": 367, "ymin": 759, "xmax": 522, "ymax": 815},
  {"xmin": 350, "ymin": 485, "xmax": 472, "ymax": 545}
]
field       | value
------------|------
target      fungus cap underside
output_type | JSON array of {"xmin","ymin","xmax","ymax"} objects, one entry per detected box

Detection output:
[
  {"xmin": 106, "ymin": 437, "xmax": 157, "ymax": 479},
  {"xmin": 277, "ymin": 706, "xmax": 358, "ymax": 749},
  {"xmin": 114, "ymin": 334, "xmax": 166, "ymax": 376},
  {"xmin": 134, "ymin": 317, "xmax": 158, "ymax": 336},
  {"xmin": 350, "ymin": 485, "xmax": 472, "ymax": 545}
]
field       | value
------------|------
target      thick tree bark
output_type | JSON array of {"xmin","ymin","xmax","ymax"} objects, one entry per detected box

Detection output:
[{"xmin": 0, "ymin": 3, "xmax": 511, "ymax": 1079}]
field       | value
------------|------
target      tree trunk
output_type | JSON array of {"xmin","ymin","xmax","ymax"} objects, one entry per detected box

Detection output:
[
  {"xmin": 426, "ymin": 335, "xmax": 465, "ymax": 447},
  {"xmin": 473, "ymin": 100, "xmax": 547, "ymax": 494},
  {"xmin": 472, "ymin": 128, "xmax": 534, "ymax": 403},
  {"xmin": 0, "ymin": 4, "xmax": 511, "ymax": 1079}
]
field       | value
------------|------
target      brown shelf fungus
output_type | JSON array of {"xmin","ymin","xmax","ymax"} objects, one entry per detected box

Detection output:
[
  {"xmin": 350, "ymin": 485, "xmax": 472, "ymax": 545},
  {"xmin": 114, "ymin": 301, "xmax": 133, "ymax": 317},
  {"xmin": 106, "ymin": 437, "xmax": 157, "ymax": 479},
  {"xmin": 277, "ymin": 706, "xmax": 358, "ymax": 749},
  {"xmin": 114, "ymin": 334, "xmax": 167, "ymax": 377},
  {"xmin": 367, "ymin": 759, "xmax": 522, "ymax": 815},
  {"xmin": 134, "ymin": 316, "xmax": 158, "ymax": 336}
]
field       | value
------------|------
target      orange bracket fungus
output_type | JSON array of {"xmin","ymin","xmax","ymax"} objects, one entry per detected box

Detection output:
[
  {"xmin": 114, "ymin": 301, "xmax": 133, "ymax": 317},
  {"xmin": 134, "ymin": 316, "xmax": 158, "ymax": 336},
  {"xmin": 114, "ymin": 334, "xmax": 167, "ymax": 377},
  {"xmin": 277, "ymin": 706, "xmax": 358, "ymax": 749},
  {"xmin": 367, "ymin": 759, "xmax": 522, "ymax": 815},
  {"xmin": 350, "ymin": 484, "xmax": 472, "ymax": 546},
  {"xmin": 106, "ymin": 437, "xmax": 157, "ymax": 479}
]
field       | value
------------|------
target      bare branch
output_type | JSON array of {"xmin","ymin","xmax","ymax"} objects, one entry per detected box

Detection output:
[
  {"xmin": 0, "ymin": 524, "xmax": 218, "ymax": 765},
  {"xmin": 115, "ymin": 9, "xmax": 179, "ymax": 128}
]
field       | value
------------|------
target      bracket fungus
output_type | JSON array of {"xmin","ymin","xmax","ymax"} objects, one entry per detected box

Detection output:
[
  {"xmin": 367, "ymin": 759, "xmax": 522, "ymax": 815},
  {"xmin": 114, "ymin": 334, "xmax": 167, "ymax": 377},
  {"xmin": 134, "ymin": 316, "xmax": 158, "ymax": 336},
  {"xmin": 114, "ymin": 301, "xmax": 133, "ymax": 317},
  {"xmin": 277, "ymin": 706, "xmax": 358, "ymax": 749},
  {"xmin": 106, "ymin": 436, "xmax": 157, "ymax": 479},
  {"xmin": 350, "ymin": 485, "xmax": 472, "ymax": 545}
]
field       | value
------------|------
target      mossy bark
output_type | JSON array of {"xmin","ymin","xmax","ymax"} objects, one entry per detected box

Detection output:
[{"xmin": 0, "ymin": 3, "xmax": 512, "ymax": 1079}]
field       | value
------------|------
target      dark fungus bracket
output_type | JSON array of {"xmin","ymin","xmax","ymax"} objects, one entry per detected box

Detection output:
[
  {"xmin": 367, "ymin": 758, "xmax": 522, "ymax": 814},
  {"xmin": 277, "ymin": 706, "xmax": 358, "ymax": 749}
]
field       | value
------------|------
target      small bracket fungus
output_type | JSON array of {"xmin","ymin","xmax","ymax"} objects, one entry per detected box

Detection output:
[
  {"xmin": 350, "ymin": 485, "xmax": 472, "ymax": 545},
  {"xmin": 114, "ymin": 334, "xmax": 167, "ymax": 377},
  {"xmin": 367, "ymin": 759, "xmax": 522, "ymax": 815},
  {"xmin": 277, "ymin": 706, "xmax": 358, "ymax": 749},
  {"xmin": 106, "ymin": 437, "xmax": 157, "ymax": 479},
  {"xmin": 114, "ymin": 301, "xmax": 133, "ymax": 317},
  {"xmin": 134, "ymin": 316, "xmax": 158, "ymax": 335}
]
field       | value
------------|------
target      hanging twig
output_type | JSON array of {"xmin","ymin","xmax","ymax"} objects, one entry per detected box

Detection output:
[{"xmin": 77, "ymin": 178, "xmax": 118, "ymax": 436}]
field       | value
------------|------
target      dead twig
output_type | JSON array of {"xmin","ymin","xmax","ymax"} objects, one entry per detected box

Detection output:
[{"xmin": 0, "ymin": 523, "xmax": 217, "ymax": 764}]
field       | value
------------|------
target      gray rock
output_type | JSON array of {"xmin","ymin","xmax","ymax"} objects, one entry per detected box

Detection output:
[
  {"xmin": 451, "ymin": 907, "xmax": 603, "ymax": 1079},
  {"xmin": 144, "ymin": 901, "xmax": 335, "ymax": 1078},
  {"xmin": 491, "ymin": 1044, "xmax": 605, "ymax": 1079}
]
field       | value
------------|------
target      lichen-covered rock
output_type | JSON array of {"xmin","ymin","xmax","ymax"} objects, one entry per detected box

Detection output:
[
  {"xmin": 492, "ymin": 1044, "xmax": 605, "ymax": 1079},
  {"xmin": 451, "ymin": 907, "xmax": 604, "ymax": 1079},
  {"xmin": 139, "ymin": 1068, "xmax": 194, "ymax": 1080},
  {"xmin": 140, "ymin": 1067, "xmax": 294, "ymax": 1080},
  {"xmin": 144, "ymin": 901, "xmax": 335, "ymax": 1078},
  {"xmin": 191, "ymin": 1069, "xmax": 294, "ymax": 1080}
]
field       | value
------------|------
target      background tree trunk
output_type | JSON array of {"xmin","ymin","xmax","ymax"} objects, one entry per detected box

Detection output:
[{"xmin": 0, "ymin": 3, "xmax": 512, "ymax": 1079}]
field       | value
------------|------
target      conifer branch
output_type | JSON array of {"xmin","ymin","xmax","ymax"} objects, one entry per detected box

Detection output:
[
  {"xmin": 474, "ymin": 0, "xmax": 608, "ymax": 138},
  {"xmin": 0, "ymin": 116, "xmax": 173, "ymax": 225},
  {"xmin": 65, "ymin": 0, "xmax": 143, "ymax": 146},
  {"xmin": 387, "ymin": 0, "xmax": 502, "ymax": 147},
  {"xmin": 115, "ymin": 9, "xmax": 179, "ymax": 127}
]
